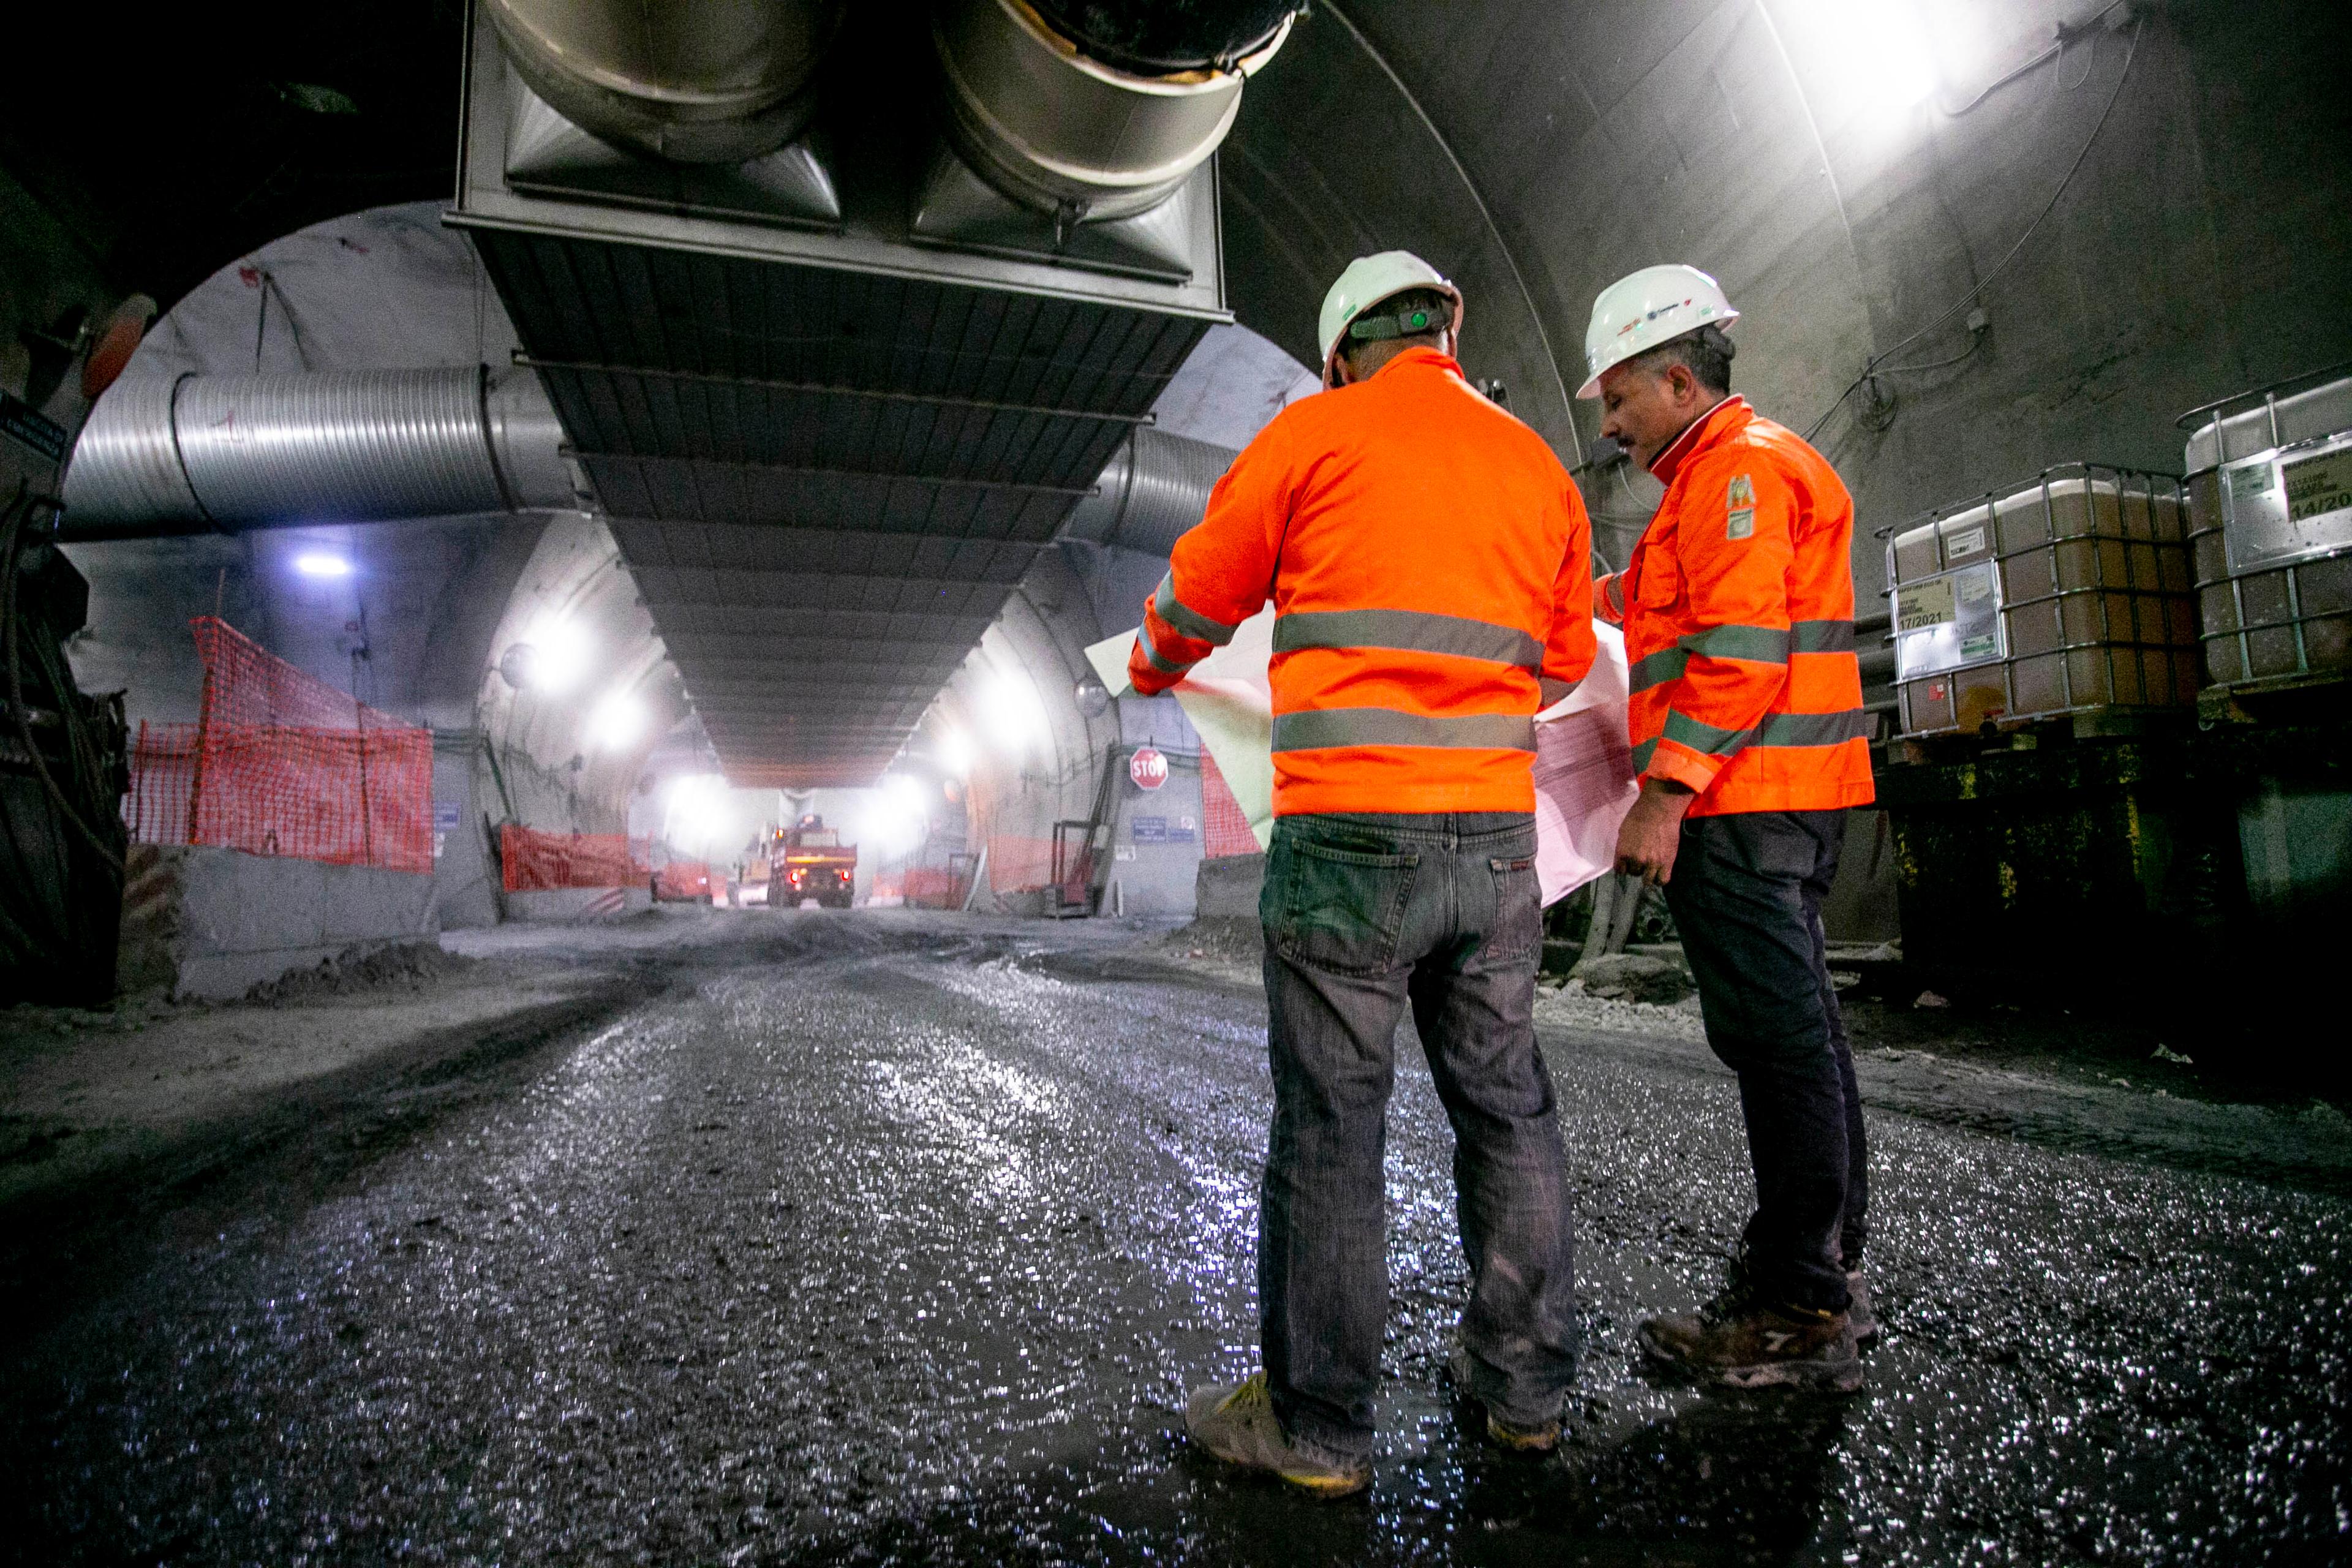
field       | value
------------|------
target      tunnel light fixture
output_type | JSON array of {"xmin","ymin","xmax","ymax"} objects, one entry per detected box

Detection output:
[
  {"xmin": 861, "ymin": 774, "xmax": 932, "ymax": 858},
  {"xmin": 666, "ymin": 772, "xmax": 728, "ymax": 813},
  {"xmin": 935, "ymin": 725, "xmax": 973, "ymax": 777},
  {"xmin": 662, "ymin": 772, "xmax": 732, "ymax": 854},
  {"xmin": 526, "ymin": 616, "xmax": 592, "ymax": 694},
  {"xmin": 292, "ymin": 551, "xmax": 353, "ymax": 578},
  {"xmin": 590, "ymin": 691, "xmax": 645, "ymax": 750},
  {"xmin": 1811, "ymin": 0, "xmax": 1942, "ymax": 116},
  {"xmin": 981, "ymin": 670, "xmax": 1047, "ymax": 753}
]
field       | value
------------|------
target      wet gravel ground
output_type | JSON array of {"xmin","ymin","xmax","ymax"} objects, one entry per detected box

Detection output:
[{"xmin": 5, "ymin": 910, "xmax": 2347, "ymax": 1566}]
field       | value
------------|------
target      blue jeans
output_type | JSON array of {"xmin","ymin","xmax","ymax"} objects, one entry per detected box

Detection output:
[
  {"xmin": 1257, "ymin": 812, "xmax": 1577, "ymax": 1461},
  {"xmin": 1664, "ymin": 810, "xmax": 1869, "ymax": 1315}
]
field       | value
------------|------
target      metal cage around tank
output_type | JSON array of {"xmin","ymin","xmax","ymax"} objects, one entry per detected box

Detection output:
[
  {"xmin": 2176, "ymin": 363, "xmax": 2352, "ymax": 701},
  {"xmin": 1881, "ymin": 463, "xmax": 2198, "ymax": 741}
]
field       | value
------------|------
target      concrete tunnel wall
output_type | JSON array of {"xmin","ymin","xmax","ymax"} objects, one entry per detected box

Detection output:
[
  {"xmin": 469, "ymin": 515, "xmax": 685, "ymax": 843},
  {"xmin": 911, "ymin": 549, "xmax": 1123, "ymax": 915},
  {"xmin": 1221, "ymin": 0, "xmax": 2352, "ymax": 585}
]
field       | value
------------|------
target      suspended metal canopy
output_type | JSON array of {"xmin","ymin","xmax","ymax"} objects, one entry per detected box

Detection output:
[{"xmin": 449, "ymin": 1, "xmax": 1234, "ymax": 786}]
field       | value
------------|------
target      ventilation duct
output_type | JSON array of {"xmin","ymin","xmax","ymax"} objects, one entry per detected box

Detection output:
[
  {"xmin": 486, "ymin": 0, "xmax": 844, "ymax": 164},
  {"xmin": 1060, "ymin": 427, "xmax": 1239, "ymax": 555},
  {"xmin": 934, "ymin": 0, "xmax": 1297, "ymax": 222},
  {"xmin": 57, "ymin": 368, "xmax": 575, "ymax": 540},
  {"xmin": 1028, "ymin": 0, "xmax": 1302, "ymax": 75},
  {"xmin": 451, "ymin": 0, "xmax": 1262, "ymax": 785},
  {"xmin": 56, "ymin": 371, "xmax": 1235, "ymax": 560}
]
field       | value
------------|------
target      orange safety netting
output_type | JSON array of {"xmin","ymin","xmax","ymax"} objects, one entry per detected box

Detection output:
[
  {"xmin": 655, "ymin": 860, "xmax": 712, "ymax": 900},
  {"xmin": 500, "ymin": 825, "xmax": 650, "ymax": 892},
  {"xmin": 123, "ymin": 617, "xmax": 432, "ymax": 873},
  {"xmin": 902, "ymin": 867, "xmax": 967, "ymax": 908},
  {"xmin": 986, "ymin": 834, "xmax": 1061, "ymax": 895},
  {"xmin": 1200, "ymin": 751, "xmax": 1258, "ymax": 859},
  {"xmin": 867, "ymin": 863, "xmax": 969, "ymax": 908}
]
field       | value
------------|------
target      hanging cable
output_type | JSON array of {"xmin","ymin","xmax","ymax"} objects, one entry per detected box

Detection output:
[
  {"xmin": 1938, "ymin": 0, "xmax": 2132, "ymax": 115},
  {"xmin": 1803, "ymin": 10, "xmax": 2147, "ymax": 445}
]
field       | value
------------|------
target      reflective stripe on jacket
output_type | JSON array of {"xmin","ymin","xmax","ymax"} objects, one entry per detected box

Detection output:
[
  {"xmin": 1594, "ymin": 396, "xmax": 1875, "ymax": 817},
  {"xmin": 1129, "ymin": 346, "xmax": 1596, "ymax": 816}
]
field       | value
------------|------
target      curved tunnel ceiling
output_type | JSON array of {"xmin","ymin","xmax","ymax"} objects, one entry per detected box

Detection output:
[
  {"xmin": 24, "ymin": 0, "xmax": 2351, "ymax": 532},
  {"xmin": 1221, "ymin": 0, "xmax": 2352, "ymax": 575},
  {"xmin": 24, "ymin": 0, "xmax": 2352, "ymax": 791}
]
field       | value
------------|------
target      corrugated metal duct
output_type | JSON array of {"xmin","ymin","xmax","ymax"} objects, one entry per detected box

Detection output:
[
  {"xmin": 1060, "ymin": 427, "xmax": 1239, "ymax": 555},
  {"xmin": 55, "ymin": 368, "xmax": 1238, "ymax": 558},
  {"xmin": 58, "ymin": 368, "xmax": 574, "ymax": 539}
]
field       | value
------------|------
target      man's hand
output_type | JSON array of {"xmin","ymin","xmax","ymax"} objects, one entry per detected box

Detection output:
[{"xmin": 1615, "ymin": 778, "xmax": 1696, "ymax": 885}]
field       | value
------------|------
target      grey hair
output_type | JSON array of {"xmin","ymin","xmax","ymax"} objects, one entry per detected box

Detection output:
[{"xmin": 1626, "ymin": 323, "xmax": 1735, "ymax": 394}]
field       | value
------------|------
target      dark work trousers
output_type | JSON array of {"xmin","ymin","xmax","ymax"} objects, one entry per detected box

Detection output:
[
  {"xmin": 1257, "ymin": 811, "xmax": 1577, "ymax": 1463},
  {"xmin": 1663, "ymin": 809, "xmax": 1868, "ymax": 1315}
]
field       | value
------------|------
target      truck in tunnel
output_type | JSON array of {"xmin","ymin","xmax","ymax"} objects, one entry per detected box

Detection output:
[
  {"xmin": 769, "ymin": 815, "xmax": 858, "ymax": 909},
  {"xmin": 1, "ymin": 0, "xmax": 2348, "ymax": 1559}
]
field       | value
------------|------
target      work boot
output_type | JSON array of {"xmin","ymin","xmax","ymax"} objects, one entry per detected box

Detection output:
[
  {"xmin": 1846, "ymin": 1268, "xmax": 1879, "ymax": 1348},
  {"xmin": 1184, "ymin": 1372, "xmax": 1371, "ymax": 1496},
  {"xmin": 1446, "ymin": 1346, "xmax": 1562, "ymax": 1453},
  {"xmin": 1640, "ymin": 1291, "xmax": 1863, "ymax": 1392}
]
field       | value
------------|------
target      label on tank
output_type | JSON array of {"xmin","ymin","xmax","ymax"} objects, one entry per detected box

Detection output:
[
  {"xmin": 2283, "ymin": 448, "xmax": 2352, "ymax": 526},
  {"xmin": 1897, "ymin": 576, "xmax": 1958, "ymax": 633},
  {"xmin": 2225, "ymin": 433, "xmax": 2352, "ymax": 573},
  {"xmin": 1896, "ymin": 563, "xmax": 2003, "ymax": 679}
]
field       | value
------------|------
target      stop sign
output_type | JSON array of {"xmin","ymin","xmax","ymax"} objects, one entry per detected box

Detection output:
[{"xmin": 1129, "ymin": 746, "xmax": 1169, "ymax": 790}]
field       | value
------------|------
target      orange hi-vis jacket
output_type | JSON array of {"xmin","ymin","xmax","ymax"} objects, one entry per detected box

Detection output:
[
  {"xmin": 1128, "ymin": 347, "xmax": 1596, "ymax": 817},
  {"xmin": 1595, "ymin": 396, "xmax": 1875, "ymax": 817}
]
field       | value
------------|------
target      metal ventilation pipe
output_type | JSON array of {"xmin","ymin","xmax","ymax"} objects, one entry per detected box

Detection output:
[
  {"xmin": 935, "ymin": 0, "xmax": 1298, "ymax": 222},
  {"xmin": 488, "ymin": 0, "xmax": 843, "ymax": 164},
  {"xmin": 1028, "ymin": 1, "xmax": 1304, "ymax": 75},
  {"xmin": 58, "ymin": 368, "xmax": 576, "ymax": 541},
  {"xmin": 58, "ymin": 367, "xmax": 1228, "ymax": 552},
  {"xmin": 1059, "ymin": 427, "xmax": 1238, "ymax": 555}
]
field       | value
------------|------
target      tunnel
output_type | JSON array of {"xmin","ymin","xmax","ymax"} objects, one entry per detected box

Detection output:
[{"xmin": 2, "ymin": 0, "xmax": 2350, "ymax": 1559}]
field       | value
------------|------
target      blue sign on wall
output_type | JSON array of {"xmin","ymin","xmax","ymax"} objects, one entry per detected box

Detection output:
[
  {"xmin": 433, "ymin": 801, "xmax": 463, "ymax": 832},
  {"xmin": 1131, "ymin": 815, "xmax": 1167, "ymax": 844}
]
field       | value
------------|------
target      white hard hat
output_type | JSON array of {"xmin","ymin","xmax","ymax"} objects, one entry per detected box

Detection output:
[
  {"xmin": 1576, "ymin": 264, "xmax": 1739, "ymax": 398},
  {"xmin": 1317, "ymin": 251, "xmax": 1463, "ymax": 387}
]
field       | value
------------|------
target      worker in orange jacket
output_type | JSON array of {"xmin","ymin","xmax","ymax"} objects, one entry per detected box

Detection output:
[
  {"xmin": 1134, "ymin": 251, "xmax": 1596, "ymax": 1493},
  {"xmin": 1582, "ymin": 265, "xmax": 1876, "ymax": 1392}
]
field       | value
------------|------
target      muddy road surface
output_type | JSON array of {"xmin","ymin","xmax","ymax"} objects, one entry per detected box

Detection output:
[{"xmin": 5, "ymin": 909, "xmax": 2345, "ymax": 1565}]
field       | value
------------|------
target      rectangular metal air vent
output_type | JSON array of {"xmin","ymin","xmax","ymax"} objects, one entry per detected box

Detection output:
[{"xmin": 447, "ymin": 1, "xmax": 1227, "ymax": 785}]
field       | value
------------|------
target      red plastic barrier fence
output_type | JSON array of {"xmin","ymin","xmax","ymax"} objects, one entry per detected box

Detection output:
[
  {"xmin": 867, "ymin": 865, "xmax": 963, "ymax": 907},
  {"xmin": 1200, "ymin": 751, "xmax": 1258, "ymax": 859},
  {"xmin": 986, "ymin": 834, "xmax": 1060, "ymax": 894},
  {"xmin": 123, "ymin": 617, "xmax": 433, "ymax": 873},
  {"xmin": 655, "ymin": 860, "xmax": 711, "ymax": 900},
  {"xmin": 901, "ymin": 867, "xmax": 965, "ymax": 908},
  {"xmin": 124, "ymin": 723, "xmax": 198, "ymax": 846},
  {"xmin": 500, "ymin": 825, "xmax": 650, "ymax": 892}
]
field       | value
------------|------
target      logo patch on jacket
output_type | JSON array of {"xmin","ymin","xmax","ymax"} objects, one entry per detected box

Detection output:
[{"xmin": 1726, "ymin": 474, "xmax": 1756, "ymax": 540}]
